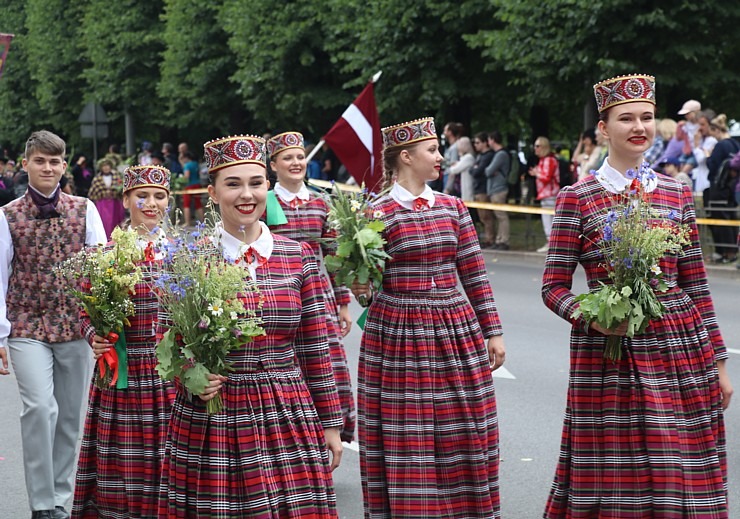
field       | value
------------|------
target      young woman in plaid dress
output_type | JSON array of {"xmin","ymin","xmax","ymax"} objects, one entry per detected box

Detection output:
[
  {"xmin": 266, "ymin": 131, "xmax": 356, "ymax": 442},
  {"xmin": 352, "ymin": 118, "xmax": 506, "ymax": 519},
  {"xmin": 158, "ymin": 135, "xmax": 343, "ymax": 518},
  {"xmin": 73, "ymin": 165, "xmax": 176, "ymax": 518},
  {"xmin": 542, "ymin": 74, "xmax": 733, "ymax": 518}
]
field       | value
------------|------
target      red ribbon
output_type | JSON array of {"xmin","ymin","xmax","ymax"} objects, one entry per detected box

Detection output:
[
  {"xmin": 98, "ymin": 331, "xmax": 120, "ymax": 387},
  {"xmin": 143, "ymin": 242, "xmax": 155, "ymax": 262},
  {"xmin": 243, "ymin": 247, "xmax": 267, "ymax": 267},
  {"xmin": 413, "ymin": 197, "xmax": 429, "ymax": 211},
  {"xmin": 289, "ymin": 198, "xmax": 304, "ymax": 209}
]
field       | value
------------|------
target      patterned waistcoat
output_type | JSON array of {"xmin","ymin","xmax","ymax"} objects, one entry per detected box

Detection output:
[{"xmin": 4, "ymin": 192, "xmax": 88, "ymax": 343}]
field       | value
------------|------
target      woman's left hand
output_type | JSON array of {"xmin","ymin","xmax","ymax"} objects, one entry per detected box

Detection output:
[
  {"xmin": 324, "ymin": 427, "xmax": 343, "ymax": 471},
  {"xmin": 717, "ymin": 360, "xmax": 733, "ymax": 410},
  {"xmin": 338, "ymin": 305, "xmax": 352, "ymax": 337},
  {"xmin": 487, "ymin": 335, "xmax": 506, "ymax": 371}
]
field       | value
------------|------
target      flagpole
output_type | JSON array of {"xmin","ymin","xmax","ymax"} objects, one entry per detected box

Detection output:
[{"xmin": 308, "ymin": 71, "xmax": 382, "ymax": 165}]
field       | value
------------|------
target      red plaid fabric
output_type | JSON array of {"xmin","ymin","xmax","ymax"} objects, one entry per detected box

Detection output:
[
  {"xmin": 542, "ymin": 175, "xmax": 727, "ymax": 518},
  {"xmin": 159, "ymin": 238, "xmax": 342, "ymax": 517},
  {"xmin": 269, "ymin": 191, "xmax": 356, "ymax": 441},
  {"xmin": 73, "ymin": 258, "xmax": 176, "ymax": 518},
  {"xmin": 358, "ymin": 194, "xmax": 503, "ymax": 518}
]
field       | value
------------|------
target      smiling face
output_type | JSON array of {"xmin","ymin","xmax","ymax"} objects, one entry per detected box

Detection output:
[
  {"xmin": 207, "ymin": 163, "xmax": 268, "ymax": 240},
  {"xmin": 270, "ymin": 148, "xmax": 306, "ymax": 186},
  {"xmin": 22, "ymin": 152, "xmax": 66, "ymax": 196},
  {"xmin": 598, "ymin": 101, "xmax": 656, "ymax": 160},
  {"xmin": 123, "ymin": 186, "xmax": 169, "ymax": 232}
]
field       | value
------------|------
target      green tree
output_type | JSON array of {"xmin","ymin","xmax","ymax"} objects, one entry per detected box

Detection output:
[
  {"xmin": 467, "ymin": 0, "xmax": 740, "ymax": 135},
  {"xmin": 159, "ymin": 0, "xmax": 242, "ymax": 144},
  {"xmin": 23, "ymin": 0, "xmax": 89, "ymax": 146},
  {"xmin": 219, "ymin": 0, "xmax": 350, "ymax": 137},
  {"xmin": 80, "ymin": 0, "xmax": 165, "ymax": 146},
  {"xmin": 0, "ymin": 0, "xmax": 47, "ymax": 153}
]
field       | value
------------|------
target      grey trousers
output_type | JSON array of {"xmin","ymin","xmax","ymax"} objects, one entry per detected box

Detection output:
[{"xmin": 8, "ymin": 337, "xmax": 92, "ymax": 511}]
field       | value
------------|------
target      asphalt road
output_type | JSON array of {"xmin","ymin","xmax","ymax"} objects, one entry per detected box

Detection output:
[{"xmin": 1, "ymin": 252, "xmax": 738, "ymax": 518}]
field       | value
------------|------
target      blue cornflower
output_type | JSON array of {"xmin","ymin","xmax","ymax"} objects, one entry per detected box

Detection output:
[
  {"xmin": 667, "ymin": 209, "xmax": 679, "ymax": 221},
  {"xmin": 623, "ymin": 205, "xmax": 632, "ymax": 217},
  {"xmin": 625, "ymin": 168, "xmax": 638, "ymax": 179},
  {"xmin": 191, "ymin": 230, "xmax": 201, "ymax": 238},
  {"xmin": 136, "ymin": 199, "xmax": 145, "ymax": 209},
  {"xmin": 605, "ymin": 209, "xmax": 618, "ymax": 224},
  {"xmin": 602, "ymin": 224, "xmax": 613, "ymax": 241},
  {"xmin": 623, "ymin": 257, "xmax": 633, "ymax": 269},
  {"xmin": 149, "ymin": 225, "xmax": 160, "ymax": 235}
]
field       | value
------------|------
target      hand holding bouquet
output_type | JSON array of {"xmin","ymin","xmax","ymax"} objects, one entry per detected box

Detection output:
[
  {"xmin": 571, "ymin": 162, "xmax": 690, "ymax": 361},
  {"xmin": 323, "ymin": 185, "xmax": 391, "ymax": 307},
  {"xmin": 154, "ymin": 215, "xmax": 264, "ymax": 414},
  {"xmin": 56, "ymin": 227, "xmax": 143, "ymax": 388}
]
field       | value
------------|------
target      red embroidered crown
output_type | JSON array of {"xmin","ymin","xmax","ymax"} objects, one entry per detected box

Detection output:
[
  {"xmin": 123, "ymin": 165, "xmax": 171, "ymax": 194},
  {"xmin": 381, "ymin": 117, "xmax": 437, "ymax": 151},
  {"xmin": 593, "ymin": 74, "xmax": 656, "ymax": 113},
  {"xmin": 266, "ymin": 131, "xmax": 304, "ymax": 158},
  {"xmin": 203, "ymin": 135, "xmax": 267, "ymax": 172}
]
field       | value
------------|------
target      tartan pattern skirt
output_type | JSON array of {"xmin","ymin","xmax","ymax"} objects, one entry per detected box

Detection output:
[
  {"xmin": 358, "ymin": 288, "xmax": 500, "ymax": 519},
  {"xmin": 158, "ymin": 368, "xmax": 336, "ymax": 518},
  {"xmin": 72, "ymin": 339, "xmax": 176, "ymax": 518}
]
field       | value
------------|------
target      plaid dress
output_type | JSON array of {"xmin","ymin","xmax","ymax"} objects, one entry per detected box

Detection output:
[
  {"xmin": 359, "ymin": 193, "xmax": 503, "ymax": 519},
  {"xmin": 158, "ymin": 236, "xmax": 343, "ymax": 518},
  {"xmin": 542, "ymin": 174, "xmax": 727, "ymax": 518},
  {"xmin": 73, "ymin": 256, "xmax": 176, "ymax": 518},
  {"xmin": 269, "ymin": 190, "xmax": 356, "ymax": 442}
]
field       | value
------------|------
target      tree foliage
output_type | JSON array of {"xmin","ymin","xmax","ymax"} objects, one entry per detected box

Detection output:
[{"xmin": 1, "ymin": 0, "xmax": 739, "ymax": 156}]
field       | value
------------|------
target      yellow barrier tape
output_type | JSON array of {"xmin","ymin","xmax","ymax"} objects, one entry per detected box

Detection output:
[{"xmin": 172, "ymin": 181, "xmax": 740, "ymax": 227}]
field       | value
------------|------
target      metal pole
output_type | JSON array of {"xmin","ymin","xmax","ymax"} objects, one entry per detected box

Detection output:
[
  {"xmin": 306, "ymin": 138, "xmax": 325, "ymax": 163},
  {"xmin": 125, "ymin": 111, "xmax": 135, "ymax": 158},
  {"xmin": 92, "ymin": 103, "xmax": 99, "ymax": 165}
]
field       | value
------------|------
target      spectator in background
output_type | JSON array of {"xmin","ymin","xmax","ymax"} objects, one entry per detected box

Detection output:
[
  {"xmin": 688, "ymin": 109, "xmax": 718, "ymax": 194},
  {"xmin": 177, "ymin": 142, "xmax": 189, "ymax": 163},
  {"xmin": 643, "ymin": 120, "xmax": 667, "ymax": 165},
  {"xmin": 651, "ymin": 118, "xmax": 681, "ymax": 169},
  {"xmin": 677, "ymin": 99, "xmax": 702, "ymax": 144},
  {"xmin": 470, "ymin": 132, "xmax": 495, "ymax": 247},
  {"xmin": 305, "ymin": 143, "xmax": 322, "ymax": 180},
  {"xmin": 161, "ymin": 142, "xmax": 183, "ymax": 176},
  {"xmin": 659, "ymin": 157, "xmax": 693, "ymax": 188},
  {"xmin": 149, "ymin": 151, "xmax": 165, "ymax": 167},
  {"xmin": 529, "ymin": 137, "xmax": 560, "ymax": 252},
  {"xmin": 706, "ymin": 113, "xmax": 740, "ymax": 264},
  {"xmin": 582, "ymin": 127, "xmax": 607, "ymax": 174},
  {"xmin": 441, "ymin": 122, "xmax": 464, "ymax": 194},
  {"xmin": 181, "ymin": 151, "xmax": 203, "ymax": 227},
  {"xmin": 572, "ymin": 128, "xmax": 597, "ymax": 181},
  {"xmin": 485, "ymin": 131, "xmax": 511, "ymax": 250},
  {"xmin": 321, "ymin": 143, "xmax": 339, "ymax": 181},
  {"xmin": 86, "ymin": 158, "xmax": 125, "ymax": 239},
  {"xmin": 137, "ymin": 141, "xmax": 153, "ymax": 166},
  {"xmin": 446, "ymin": 136, "xmax": 476, "ymax": 201},
  {"xmin": 13, "ymin": 169, "xmax": 29, "ymax": 199},
  {"xmin": 104, "ymin": 144, "xmax": 124, "ymax": 171},
  {"xmin": 71, "ymin": 154, "xmax": 94, "ymax": 198}
]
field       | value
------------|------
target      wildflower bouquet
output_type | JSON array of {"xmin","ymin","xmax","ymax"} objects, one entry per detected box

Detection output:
[
  {"xmin": 571, "ymin": 162, "xmax": 690, "ymax": 361},
  {"xmin": 154, "ymin": 214, "xmax": 264, "ymax": 414},
  {"xmin": 323, "ymin": 185, "xmax": 391, "ymax": 307},
  {"xmin": 56, "ymin": 227, "xmax": 143, "ymax": 388}
]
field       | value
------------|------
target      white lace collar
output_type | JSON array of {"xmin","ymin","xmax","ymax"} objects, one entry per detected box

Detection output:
[
  {"xmin": 391, "ymin": 182, "xmax": 436, "ymax": 210},
  {"xmin": 594, "ymin": 158, "xmax": 658, "ymax": 194},
  {"xmin": 274, "ymin": 182, "xmax": 311, "ymax": 204}
]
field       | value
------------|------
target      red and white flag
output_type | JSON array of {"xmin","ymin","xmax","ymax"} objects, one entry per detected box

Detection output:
[
  {"xmin": 0, "ymin": 34, "xmax": 14, "ymax": 80},
  {"xmin": 324, "ymin": 73, "xmax": 383, "ymax": 192}
]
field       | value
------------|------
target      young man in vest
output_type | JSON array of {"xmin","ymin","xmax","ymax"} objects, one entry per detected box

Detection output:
[{"xmin": 0, "ymin": 130, "xmax": 106, "ymax": 519}]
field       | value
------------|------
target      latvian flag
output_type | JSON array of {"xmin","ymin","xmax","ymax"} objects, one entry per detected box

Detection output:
[
  {"xmin": 0, "ymin": 34, "xmax": 14, "ymax": 80},
  {"xmin": 324, "ymin": 77, "xmax": 383, "ymax": 192}
]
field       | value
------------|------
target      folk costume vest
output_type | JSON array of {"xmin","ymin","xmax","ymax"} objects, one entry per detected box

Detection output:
[{"xmin": 4, "ymin": 191, "xmax": 88, "ymax": 343}]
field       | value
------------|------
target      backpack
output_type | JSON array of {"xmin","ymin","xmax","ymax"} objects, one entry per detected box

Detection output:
[
  {"xmin": 507, "ymin": 150, "xmax": 524, "ymax": 186},
  {"xmin": 557, "ymin": 156, "xmax": 574, "ymax": 188}
]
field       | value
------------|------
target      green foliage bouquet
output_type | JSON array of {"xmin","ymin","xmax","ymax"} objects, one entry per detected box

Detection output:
[
  {"xmin": 324, "ymin": 185, "xmax": 391, "ymax": 307},
  {"xmin": 154, "ymin": 213, "xmax": 264, "ymax": 414},
  {"xmin": 571, "ymin": 162, "xmax": 690, "ymax": 361},
  {"xmin": 56, "ymin": 227, "xmax": 143, "ymax": 388}
]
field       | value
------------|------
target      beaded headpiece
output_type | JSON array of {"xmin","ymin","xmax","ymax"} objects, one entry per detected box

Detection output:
[
  {"xmin": 593, "ymin": 74, "xmax": 656, "ymax": 113},
  {"xmin": 123, "ymin": 165, "xmax": 171, "ymax": 194},
  {"xmin": 381, "ymin": 117, "xmax": 437, "ymax": 151},
  {"xmin": 266, "ymin": 131, "xmax": 304, "ymax": 158},
  {"xmin": 203, "ymin": 135, "xmax": 267, "ymax": 173}
]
